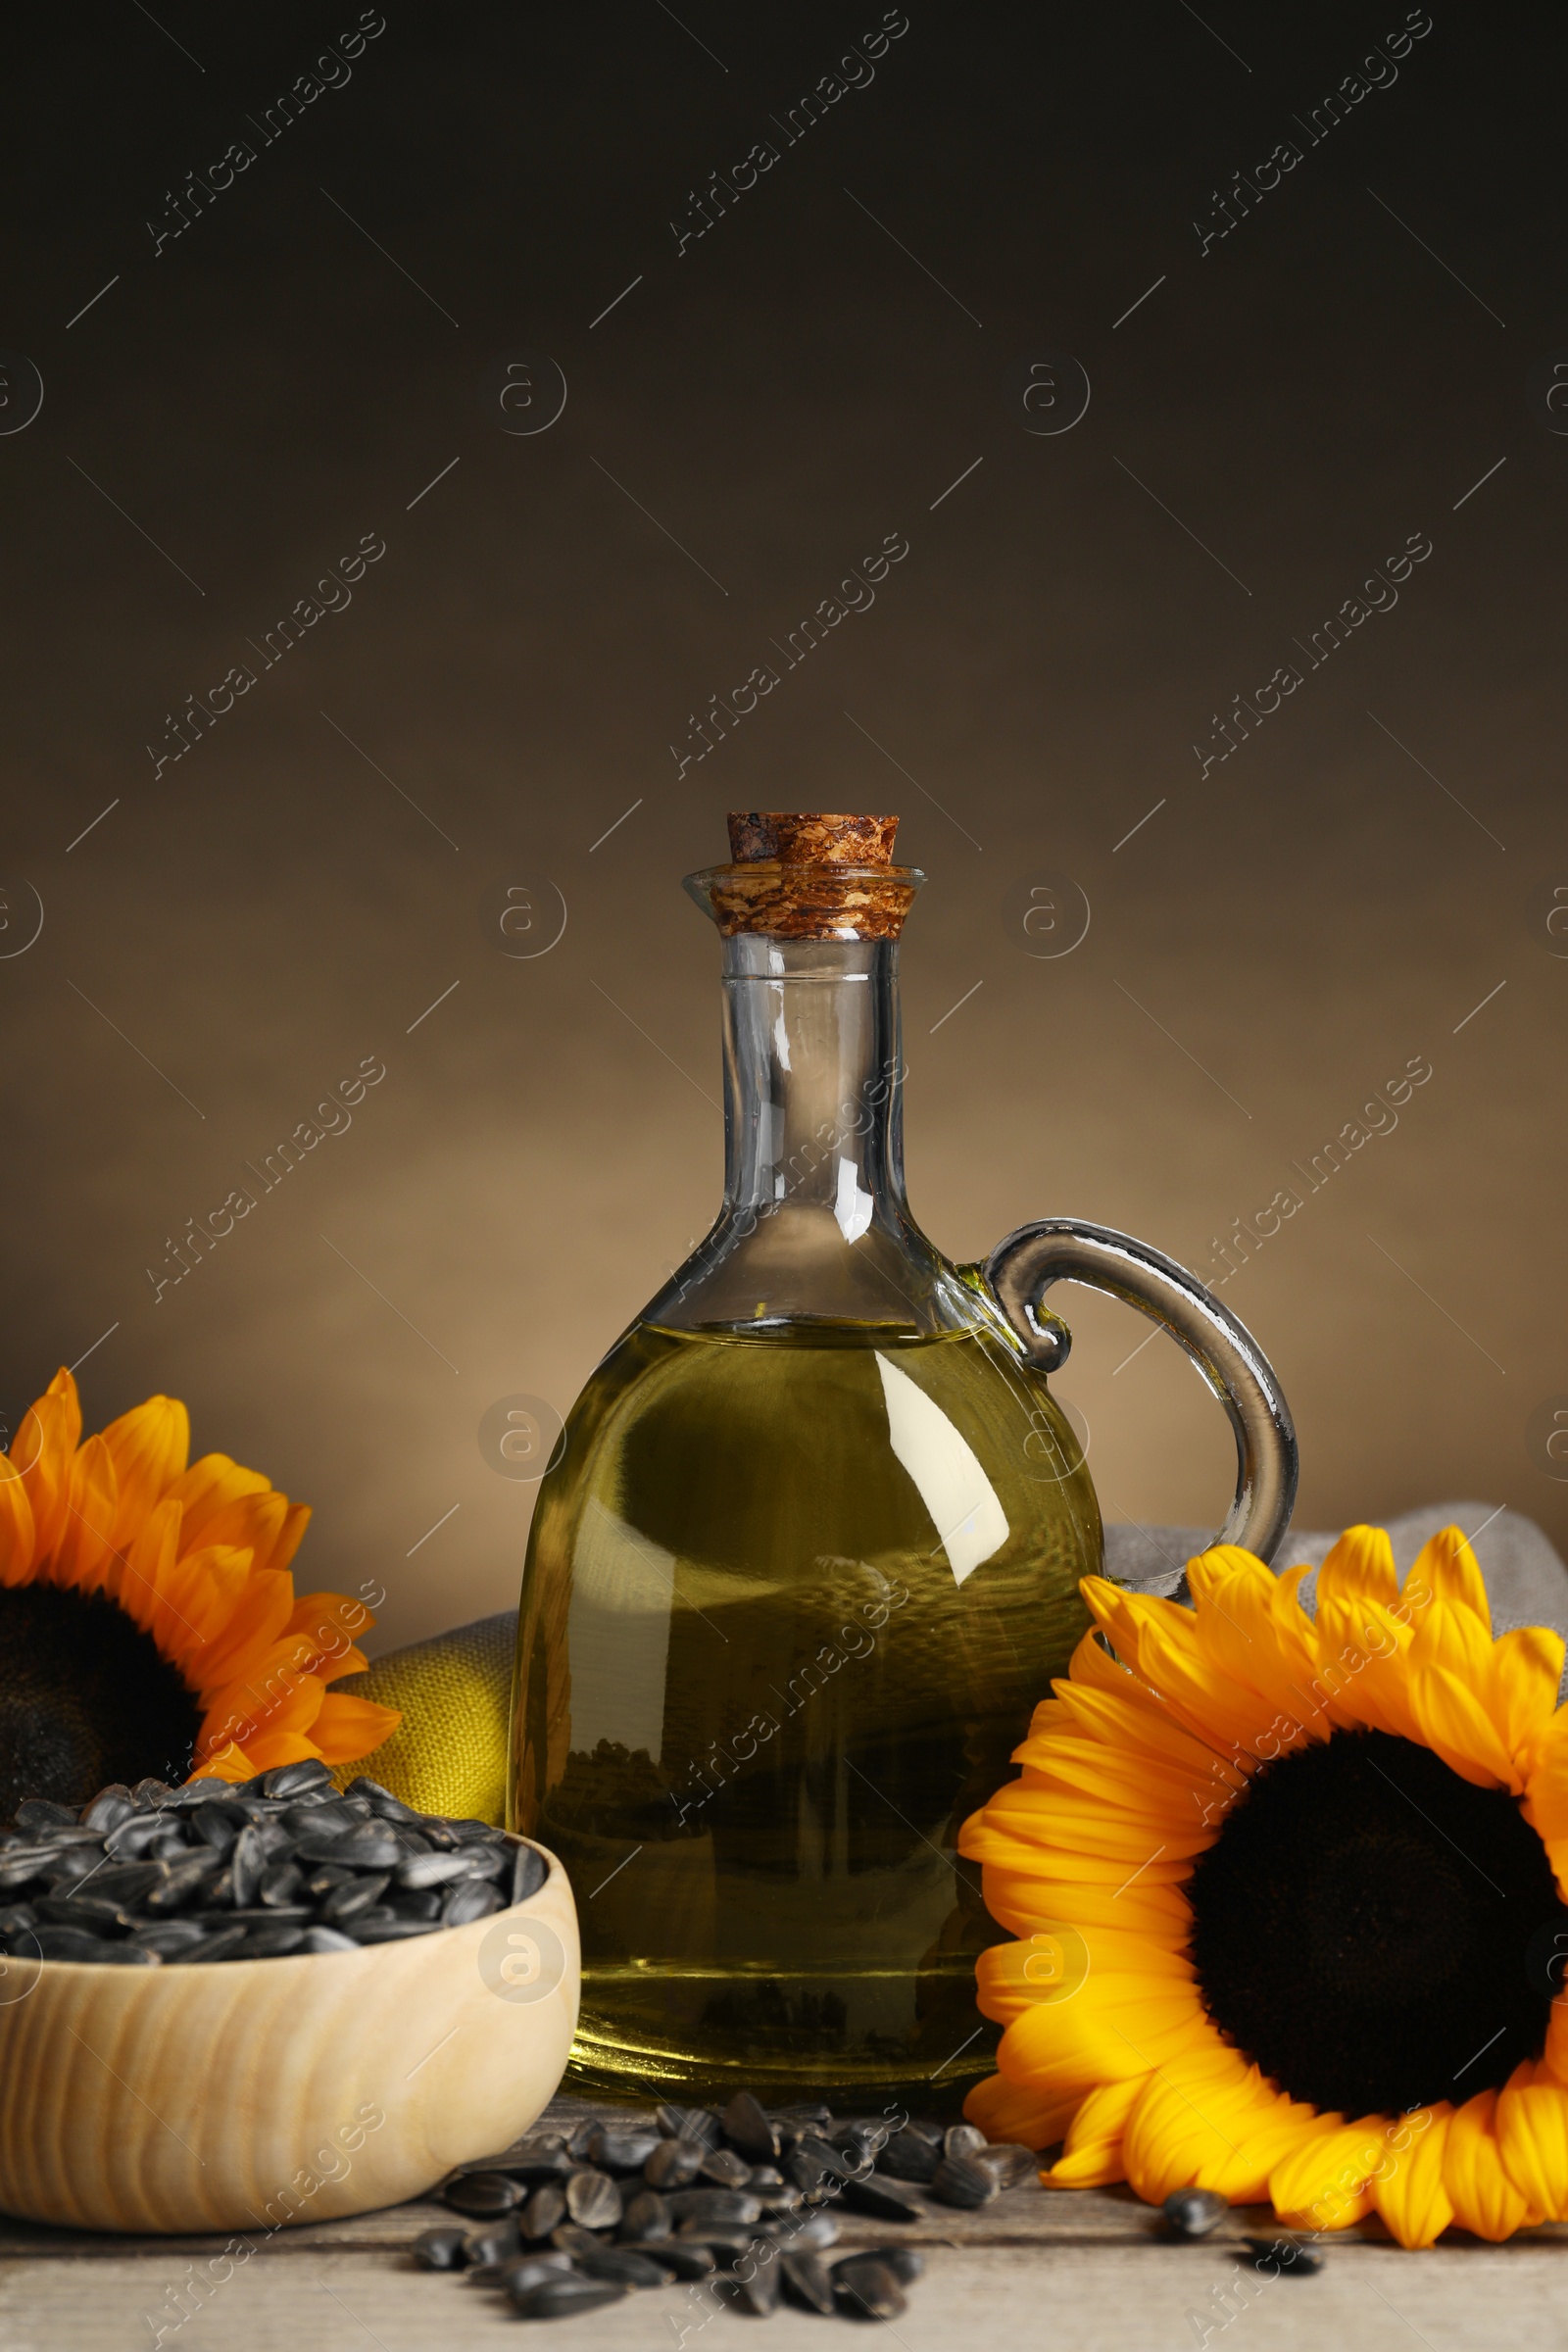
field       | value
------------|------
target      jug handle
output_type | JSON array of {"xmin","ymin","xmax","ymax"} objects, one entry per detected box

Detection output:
[{"xmin": 983, "ymin": 1217, "xmax": 1298, "ymax": 1566}]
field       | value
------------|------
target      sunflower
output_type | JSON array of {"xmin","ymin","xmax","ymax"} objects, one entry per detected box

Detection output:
[
  {"xmin": 0, "ymin": 1368, "xmax": 399, "ymax": 1817},
  {"xmin": 959, "ymin": 1525, "xmax": 1568, "ymax": 2248}
]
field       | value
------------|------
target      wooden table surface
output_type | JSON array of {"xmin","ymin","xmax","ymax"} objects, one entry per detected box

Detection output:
[{"xmin": 5, "ymin": 2096, "xmax": 1566, "ymax": 2352}]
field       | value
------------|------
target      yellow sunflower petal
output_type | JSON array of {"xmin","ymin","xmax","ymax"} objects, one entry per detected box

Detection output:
[
  {"xmin": 1315, "ymin": 1523, "xmax": 1398, "ymax": 1609},
  {"xmin": 188, "ymin": 1567, "xmax": 298, "ymax": 1694},
  {"xmin": 1495, "ymin": 2068, "xmax": 1568, "ymax": 2219},
  {"xmin": 1119, "ymin": 2048, "xmax": 1260, "ymax": 2202},
  {"xmin": 1407, "ymin": 1665, "xmax": 1517, "ymax": 1790},
  {"xmin": 1412, "ymin": 1526, "xmax": 1491, "ymax": 1630},
  {"xmin": 1493, "ymin": 1628, "xmax": 1567, "ymax": 1778},
  {"xmin": 14, "ymin": 1371, "xmax": 83, "ymax": 1564},
  {"xmin": 112, "ymin": 1496, "xmax": 184, "ymax": 1642},
  {"xmin": 962, "ymin": 2071, "xmax": 1073, "ymax": 2152},
  {"xmin": 1205, "ymin": 2105, "xmax": 1340, "ymax": 2205},
  {"xmin": 1081, "ymin": 1579, "xmax": 1274, "ymax": 1755},
  {"xmin": 1186, "ymin": 1547, "xmax": 1324, "ymax": 1729},
  {"xmin": 1445, "ymin": 2091, "xmax": 1537, "ymax": 2239},
  {"xmin": 0, "ymin": 1455, "xmax": 36, "ymax": 1585},
  {"xmin": 280, "ymin": 1588, "xmax": 376, "ymax": 1680},
  {"xmin": 1370, "ymin": 2106, "xmax": 1453, "ymax": 2248},
  {"xmin": 1267, "ymin": 2122, "xmax": 1381, "ymax": 2231},
  {"xmin": 1408, "ymin": 1590, "xmax": 1494, "ymax": 1682},
  {"xmin": 308, "ymin": 1692, "xmax": 402, "ymax": 1763},
  {"xmin": 43, "ymin": 1434, "xmax": 119, "ymax": 1593},
  {"xmin": 226, "ymin": 1728, "xmax": 325, "ymax": 1773},
  {"xmin": 1043, "ymin": 2073, "xmax": 1149, "ymax": 2186},
  {"xmin": 98, "ymin": 1395, "xmax": 190, "ymax": 1546}
]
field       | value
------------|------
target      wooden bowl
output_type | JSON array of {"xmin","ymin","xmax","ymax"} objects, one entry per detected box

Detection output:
[{"xmin": 0, "ymin": 1835, "xmax": 578, "ymax": 2234}]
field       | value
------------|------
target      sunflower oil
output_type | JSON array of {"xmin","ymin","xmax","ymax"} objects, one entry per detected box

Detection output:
[{"xmin": 510, "ymin": 1315, "xmax": 1099, "ymax": 2103}]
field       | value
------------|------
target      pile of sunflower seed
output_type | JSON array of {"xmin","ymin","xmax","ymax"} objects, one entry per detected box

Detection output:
[
  {"xmin": 0, "ymin": 1760, "xmax": 545, "ymax": 1963},
  {"xmin": 416, "ymin": 2091, "xmax": 1040, "ymax": 2321}
]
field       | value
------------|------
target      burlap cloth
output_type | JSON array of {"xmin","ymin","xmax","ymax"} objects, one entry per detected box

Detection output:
[{"xmin": 331, "ymin": 1502, "xmax": 1568, "ymax": 1826}]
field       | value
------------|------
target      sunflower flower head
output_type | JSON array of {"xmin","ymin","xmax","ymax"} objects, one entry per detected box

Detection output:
[
  {"xmin": 0, "ymin": 1369, "xmax": 399, "ymax": 1816},
  {"xmin": 959, "ymin": 1525, "xmax": 1568, "ymax": 2248}
]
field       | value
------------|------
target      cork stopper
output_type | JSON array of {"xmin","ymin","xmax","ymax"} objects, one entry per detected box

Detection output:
[
  {"xmin": 727, "ymin": 811, "xmax": 900, "ymax": 866},
  {"xmin": 685, "ymin": 812, "xmax": 922, "ymax": 941}
]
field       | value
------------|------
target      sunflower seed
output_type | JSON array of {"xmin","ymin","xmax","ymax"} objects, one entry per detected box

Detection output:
[
  {"xmin": 714, "ymin": 2261, "xmax": 782, "ymax": 2316},
  {"xmin": 131, "ymin": 1778, "xmax": 174, "ymax": 1807},
  {"xmin": 282, "ymin": 1800, "xmax": 360, "ymax": 1841},
  {"xmin": 86, "ymin": 1862, "xmax": 164, "ymax": 1906},
  {"xmin": 348, "ymin": 1916, "xmax": 440, "ymax": 1943},
  {"xmin": 720, "ymin": 2089, "xmax": 779, "ymax": 2163},
  {"xmin": 413, "ymin": 2227, "xmax": 468, "ymax": 2271},
  {"xmin": 441, "ymin": 1880, "xmax": 504, "ymax": 1929},
  {"xmin": 260, "ymin": 1759, "xmax": 334, "ymax": 1798},
  {"xmin": 239, "ymin": 1922, "xmax": 307, "ymax": 1957},
  {"xmin": 394, "ymin": 1851, "xmax": 476, "ymax": 1891},
  {"xmin": 167, "ymin": 1924, "xmax": 251, "ymax": 1964},
  {"xmin": 656, "ymin": 2102, "xmax": 716, "ymax": 2141},
  {"xmin": 394, "ymin": 1888, "xmax": 444, "ymax": 1921},
  {"xmin": 34, "ymin": 1895, "xmax": 139, "ymax": 1932},
  {"xmin": 191, "ymin": 1808, "xmax": 241, "ymax": 1855},
  {"xmin": 509, "ymin": 2276, "xmax": 627, "ymax": 2320},
  {"xmin": 462, "ymin": 2219, "xmax": 522, "ymax": 2270},
  {"xmin": 259, "ymin": 1859, "xmax": 304, "ymax": 1908},
  {"xmin": 587, "ymin": 2128, "xmax": 661, "ymax": 2175},
  {"xmin": 833, "ymin": 2255, "xmax": 907, "ymax": 2320},
  {"xmin": 42, "ymin": 1849, "xmax": 107, "ymax": 1886},
  {"xmin": 547, "ymin": 2223, "xmax": 601, "ymax": 2257},
  {"xmin": 780, "ymin": 2249, "xmax": 837, "ymax": 2313},
  {"xmin": 664, "ymin": 2188, "xmax": 761, "ymax": 2227},
  {"xmin": 675, "ymin": 2224, "xmax": 760, "ymax": 2262},
  {"xmin": 766, "ymin": 2208, "xmax": 838, "ymax": 2250},
  {"xmin": 929, "ymin": 2154, "xmax": 997, "ymax": 2210},
  {"xmin": 443, "ymin": 2172, "xmax": 521, "ymax": 2219},
  {"xmin": 15, "ymin": 1800, "xmax": 78, "ymax": 1834},
  {"xmin": 575, "ymin": 2244, "xmax": 668, "ymax": 2289},
  {"xmin": 642, "ymin": 2239, "xmax": 716, "ymax": 2279},
  {"xmin": 519, "ymin": 2184, "xmax": 566, "ymax": 2239},
  {"xmin": 301, "ymin": 1925, "xmax": 359, "ymax": 1954},
  {"xmin": 972, "ymin": 2142, "xmax": 1040, "ymax": 2190},
  {"xmin": 878, "ymin": 2128, "xmax": 942, "ymax": 2181},
  {"xmin": 616, "ymin": 2188, "xmax": 671, "ymax": 2242},
  {"xmin": 80, "ymin": 1793, "xmax": 136, "ymax": 1835},
  {"xmin": 1241, "ymin": 2234, "xmax": 1324, "ymax": 2275},
  {"xmin": 644, "ymin": 2136, "xmax": 703, "ymax": 2189},
  {"xmin": 840, "ymin": 2173, "xmax": 925, "ymax": 2223},
  {"xmin": 699, "ymin": 2145, "xmax": 753, "ymax": 2188},
  {"xmin": 943, "ymin": 2124, "xmax": 988, "ymax": 2161},
  {"xmin": 511, "ymin": 1845, "xmax": 549, "ymax": 1905},
  {"xmin": 344, "ymin": 1776, "xmax": 424, "ymax": 1824},
  {"xmin": 195, "ymin": 1906, "xmax": 313, "ymax": 1927},
  {"xmin": 856, "ymin": 2242, "xmax": 924, "ymax": 2283},
  {"xmin": 33, "ymin": 1924, "xmax": 112, "ymax": 1960},
  {"xmin": 786, "ymin": 2136, "xmax": 848, "ymax": 2197},
  {"xmin": 493, "ymin": 2252, "xmax": 571, "ymax": 2295},
  {"xmin": 456, "ymin": 2145, "xmax": 568, "ymax": 2185},
  {"xmin": 564, "ymin": 2169, "xmax": 622, "ymax": 2230},
  {"xmin": 1165, "ymin": 2187, "xmax": 1229, "ymax": 2239},
  {"xmin": 125, "ymin": 1921, "xmax": 204, "ymax": 1957},
  {"xmin": 142, "ymin": 1857, "xmax": 217, "ymax": 1912},
  {"xmin": 106, "ymin": 1812, "xmax": 174, "ymax": 1857},
  {"xmin": 229, "ymin": 1826, "xmax": 269, "ymax": 1906},
  {"xmin": 319, "ymin": 1873, "xmax": 391, "ymax": 1924}
]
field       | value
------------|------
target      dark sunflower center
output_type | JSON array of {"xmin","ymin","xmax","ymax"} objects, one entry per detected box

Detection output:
[
  {"xmin": 0, "ymin": 1585, "xmax": 201, "ymax": 1822},
  {"xmin": 1188, "ymin": 1726, "xmax": 1560, "ymax": 2115}
]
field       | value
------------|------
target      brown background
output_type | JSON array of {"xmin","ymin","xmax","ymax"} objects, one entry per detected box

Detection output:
[{"xmin": 2, "ymin": 2, "xmax": 1562, "ymax": 1654}]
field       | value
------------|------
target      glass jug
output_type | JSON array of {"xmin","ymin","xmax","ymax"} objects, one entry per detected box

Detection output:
[{"xmin": 509, "ymin": 811, "xmax": 1296, "ymax": 2103}]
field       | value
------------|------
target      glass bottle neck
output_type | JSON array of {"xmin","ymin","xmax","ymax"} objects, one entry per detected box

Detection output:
[{"xmin": 721, "ymin": 934, "xmax": 907, "ymax": 1231}]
